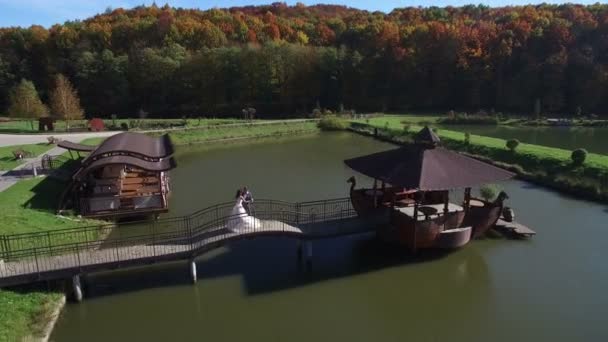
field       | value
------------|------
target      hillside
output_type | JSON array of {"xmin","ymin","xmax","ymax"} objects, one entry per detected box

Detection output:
[{"xmin": 1, "ymin": 3, "xmax": 607, "ymax": 117}]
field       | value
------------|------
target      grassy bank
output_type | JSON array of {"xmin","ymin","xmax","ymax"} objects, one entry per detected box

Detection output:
[
  {"xmin": 0, "ymin": 118, "xmax": 248, "ymax": 134},
  {"xmin": 163, "ymin": 121, "xmax": 319, "ymax": 145},
  {"xmin": 0, "ymin": 290, "xmax": 63, "ymax": 342},
  {"xmin": 0, "ymin": 143, "xmax": 54, "ymax": 171},
  {"xmin": 0, "ymin": 177, "xmax": 104, "ymax": 342},
  {"xmin": 350, "ymin": 118, "xmax": 608, "ymax": 202}
]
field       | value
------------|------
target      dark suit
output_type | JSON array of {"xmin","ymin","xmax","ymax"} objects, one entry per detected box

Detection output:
[{"xmin": 243, "ymin": 191, "xmax": 253, "ymax": 215}]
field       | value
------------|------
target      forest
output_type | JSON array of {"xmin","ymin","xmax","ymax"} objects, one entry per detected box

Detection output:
[{"xmin": 1, "ymin": 2, "xmax": 608, "ymax": 118}]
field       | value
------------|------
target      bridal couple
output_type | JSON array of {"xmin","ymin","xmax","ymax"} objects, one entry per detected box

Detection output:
[{"xmin": 227, "ymin": 186, "xmax": 259, "ymax": 232}]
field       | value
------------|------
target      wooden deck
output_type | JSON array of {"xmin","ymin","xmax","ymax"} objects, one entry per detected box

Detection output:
[{"xmin": 494, "ymin": 218, "xmax": 536, "ymax": 238}]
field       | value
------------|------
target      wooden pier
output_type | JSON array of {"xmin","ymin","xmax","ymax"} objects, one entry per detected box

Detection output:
[
  {"xmin": 0, "ymin": 197, "xmax": 536, "ymax": 296},
  {"xmin": 494, "ymin": 218, "xmax": 536, "ymax": 238},
  {"xmin": 0, "ymin": 198, "xmax": 379, "ymax": 289}
]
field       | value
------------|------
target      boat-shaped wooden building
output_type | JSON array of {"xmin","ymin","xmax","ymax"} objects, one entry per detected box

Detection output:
[
  {"xmin": 344, "ymin": 127, "xmax": 514, "ymax": 251},
  {"xmin": 58, "ymin": 133, "xmax": 176, "ymax": 219}
]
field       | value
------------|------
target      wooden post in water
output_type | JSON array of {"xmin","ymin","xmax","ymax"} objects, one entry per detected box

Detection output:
[
  {"xmin": 305, "ymin": 241, "xmax": 313, "ymax": 272},
  {"xmin": 72, "ymin": 275, "xmax": 83, "ymax": 302},
  {"xmin": 189, "ymin": 260, "xmax": 197, "ymax": 284},
  {"xmin": 373, "ymin": 179, "xmax": 378, "ymax": 208},
  {"xmin": 296, "ymin": 240, "xmax": 303, "ymax": 265}
]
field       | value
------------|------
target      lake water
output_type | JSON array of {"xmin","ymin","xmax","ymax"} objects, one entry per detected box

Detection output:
[
  {"xmin": 51, "ymin": 133, "xmax": 608, "ymax": 341},
  {"xmin": 441, "ymin": 125, "xmax": 608, "ymax": 154}
]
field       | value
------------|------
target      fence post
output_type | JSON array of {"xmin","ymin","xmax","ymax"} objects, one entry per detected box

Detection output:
[
  {"xmin": 151, "ymin": 220, "xmax": 156, "ymax": 257},
  {"xmin": 188, "ymin": 217, "xmax": 194, "ymax": 253},
  {"xmin": 33, "ymin": 247, "xmax": 40, "ymax": 276},
  {"xmin": 0, "ymin": 236, "xmax": 8, "ymax": 261},
  {"xmin": 46, "ymin": 231, "xmax": 52, "ymax": 255}
]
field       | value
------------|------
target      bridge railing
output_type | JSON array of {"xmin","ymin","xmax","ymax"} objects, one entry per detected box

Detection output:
[{"xmin": 0, "ymin": 198, "xmax": 356, "ymax": 283}]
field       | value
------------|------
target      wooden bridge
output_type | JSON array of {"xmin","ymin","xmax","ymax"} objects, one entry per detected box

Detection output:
[{"xmin": 0, "ymin": 198, "xmax": 380, "ymax": 291}]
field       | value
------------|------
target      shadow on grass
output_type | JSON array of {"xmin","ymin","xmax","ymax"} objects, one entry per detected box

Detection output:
[{"xmin": 22, "ymin": 160, "xmax": 82, "ymax": 213}]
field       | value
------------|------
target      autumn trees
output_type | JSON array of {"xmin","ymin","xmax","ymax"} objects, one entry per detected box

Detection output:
[
  {"xmin": 1, "ymin": 4, "xmax": 608, "ymax": 117},
  {"xmin": 8, "ymin": 79, "xmax": 48, "ymax": 129},
  {"xmin": 49, "ymin": 74, "xmax": 84, "ymax": 129},
  {"xmin": 7, "ymin": 75, "xmax": 83, "ymax": 130}
]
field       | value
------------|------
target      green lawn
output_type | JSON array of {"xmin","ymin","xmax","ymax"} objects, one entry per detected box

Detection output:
[
  {"xmin": 359, "ymin": 117, "xmax": 608, "ymax": 169},
  {"xmin": 0, "ymin": 177, "xmax": 104, "ymax": 235},
  {"xmin": 0, "ymin": 143, "xmax": 54, "ymax": 171},
  {"xmin": 166, "ymin": 121, "xmax": 319, "ymax": 145},
  {"xmin": 0, "ymin": 290, "xmax": 62, "ymax": 342},
  {"xmin": 0, "ymin": 118, "xmax": 252, "ymax": 133},
  {"xmin": 0, "ymin": 177, "xmax": 106, "ymax": 342}
]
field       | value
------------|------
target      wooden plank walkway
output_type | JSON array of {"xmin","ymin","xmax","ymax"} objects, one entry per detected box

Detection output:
[
  {"xmin": 0, "ymin": 216, "xmax": 376, "ymax": 287},
  {"xmin": 494, "ymin": 218, "xmax": 536, "ymax": 238}
]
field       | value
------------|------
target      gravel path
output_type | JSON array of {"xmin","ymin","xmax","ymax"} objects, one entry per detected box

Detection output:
[{"xmin": 0, "ymin": 131, "xmax": 120, "ymax": 147}]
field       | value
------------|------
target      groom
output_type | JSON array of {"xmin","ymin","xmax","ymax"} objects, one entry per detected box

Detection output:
[{"xmin": 242, "ymin": 186, "xmax": 254, "ymax": 215}]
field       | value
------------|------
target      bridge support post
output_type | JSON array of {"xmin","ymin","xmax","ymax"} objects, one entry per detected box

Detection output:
[
  {"xmin": 189, "ymin": 260, "xmax": 197, "ymax": 284},
  {"xmin": 305, "ymin": 241, "xmax": 312, "ymax": 272},
  {"xmin": 72, "ymin": 275, "xmax": 83, "ymax": 302},
  {"xmin": 296, "ymin": 241, "xmax": 303, "ymax": 264}
]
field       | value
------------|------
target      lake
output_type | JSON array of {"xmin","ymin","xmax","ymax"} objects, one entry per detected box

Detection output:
[
  {"xmin": 51, "ymin": 133, "xmax": 608, "ymax": 341},
  {"xmin": 441, "ymin": 125, "xmax": 608, "ymax": 154}
]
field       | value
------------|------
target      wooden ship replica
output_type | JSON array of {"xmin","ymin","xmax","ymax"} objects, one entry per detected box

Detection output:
[
  {"xmin": 344, "ymin": 126, "xmax": 521, "ymax": 251},
  {"xmin": 58, "ymin": 133, "xmax": 176, "ymax": 219}
]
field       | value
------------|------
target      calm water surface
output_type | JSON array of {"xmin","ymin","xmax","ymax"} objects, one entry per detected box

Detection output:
[
  {"xmin": 51, "ymin": 133, "xmax": 608, "ymax": 341},
  {"xmin": 442, "ymin": 125, "xmax": 608, "ymax": 154}
]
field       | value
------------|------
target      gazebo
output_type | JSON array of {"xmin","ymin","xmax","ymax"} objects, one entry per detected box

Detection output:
[
  {"xmin": 58, "ymin": 132, "xmax": 176, "ymax": 219},
  {"xmin": 344, "ymin": 126, "xmax": 514, "ymax": 250}
]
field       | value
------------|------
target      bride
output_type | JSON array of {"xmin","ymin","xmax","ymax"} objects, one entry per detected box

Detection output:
[{"xmin": 226, "ymin": 189, "xmax": 260, "ymax": 232}]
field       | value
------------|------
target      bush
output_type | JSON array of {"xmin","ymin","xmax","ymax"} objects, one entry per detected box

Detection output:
[
  {"xmin": 437, "ymin": 113, "xmax": 499, "ymax": 125},
  {"xmin": 571, "ymin": 148, "xmax": 588, "ymax": 166},
  {"xmin": 506, "ymin": 139, "xmax": 520, "ymax": 152},
  {"xmin": 318, "ymin": 116, "xmax": 348, "ymax": 131},
  {"xmin": 479, "ymin": 184, "xmax": 500, "ymax": 202}
]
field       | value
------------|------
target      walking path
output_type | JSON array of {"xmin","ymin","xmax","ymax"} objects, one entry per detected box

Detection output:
[
  {"xmin": 0, "ymin": 146, "xmax": 66, "ymax": 192},
  {"xmin": 0, "ymin": 131, "xmax": 119, "ymax": 147}
]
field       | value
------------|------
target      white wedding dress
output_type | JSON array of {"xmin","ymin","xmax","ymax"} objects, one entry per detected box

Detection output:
[{"xmin": 226, "ymin": 197, "xmax": 260, "ymax": 232}]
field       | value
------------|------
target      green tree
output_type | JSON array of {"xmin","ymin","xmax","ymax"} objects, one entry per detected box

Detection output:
[
  {"xmin": 8, "ymin": 79, "xmax": 49, "ymax": 130},
  {"xmin": 50, "ymin": 74, "xmax": 84, "ymax": 130}
]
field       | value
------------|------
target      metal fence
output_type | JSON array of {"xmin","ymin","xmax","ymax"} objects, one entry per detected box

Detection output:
[{"xmin": 0, "ymin": 197, "xmax": 358, "ymax": 284}]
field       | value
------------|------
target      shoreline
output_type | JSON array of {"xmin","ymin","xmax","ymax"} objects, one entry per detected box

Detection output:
[
  {"xmin": 35, "ymin": 295, "xmax": 66, "ymax": 342},
  {"xmin": 347, "ymin": 125, "xmax": 608, "ymax": 204},
  {"xmin": 1, "ymin": 122, "xmax": 321, "ymax": 341}
]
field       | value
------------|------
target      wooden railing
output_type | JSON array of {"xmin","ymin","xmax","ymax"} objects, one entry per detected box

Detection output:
[{"xmin": 0, "ymin": 198, "xmax": 360, "ymax": 285}]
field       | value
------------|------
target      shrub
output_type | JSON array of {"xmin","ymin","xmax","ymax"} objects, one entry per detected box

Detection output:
[
  {"xmin": 318, "ymin": 116, "xmax": 348, "ymax": 131},
  {"xmin": 506, "ymin": 139, "xmax": 520, "ymax": 152},
  {"xmin": 571, "ymin": 148, "xmax": 588, "ymax": 166},
  {"xmin": 464, "ymin": 132, "xmax": 470, "ymax": 145},
  {"xmin": 479, "ymin": 184, "xmax": 500, "ymax": 202},
  {"xmin": 437, "ymin": 114, "xmax": 498, "ymax": 125}
]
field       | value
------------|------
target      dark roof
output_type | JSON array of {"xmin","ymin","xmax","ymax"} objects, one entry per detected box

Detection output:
[
  {"xmin": 414, "ymin": 126, "xmax": 441, "ymax": 145},
  {"xmin": 87, "ymin": 133, "xmax": 174, "ymax": 160},
  {"xmin": 74, "ymin": 155, "xmax": 177, "ymax": 180},
  {"xmin": 57, "ymin": 140, "xmax": 97, "ymax": 152},
  {"xmin": 344, "ymin": 145, "xmax": 514, "ymax": 190}
]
